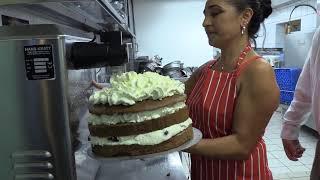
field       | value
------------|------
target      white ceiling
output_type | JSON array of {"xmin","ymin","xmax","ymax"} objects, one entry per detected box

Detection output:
[
  {"xmin": 273, "ymin": 0, "xmax": 291, "ymax": 6},
  {"xmin": 272, "ymin": 0, "xmax": 301, "ymax": 8}
]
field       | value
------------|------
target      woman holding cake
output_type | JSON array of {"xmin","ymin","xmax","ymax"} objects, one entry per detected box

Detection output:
[{"xmin": 185, "ymin": 0, "xmax": 279, "ymax": 179}]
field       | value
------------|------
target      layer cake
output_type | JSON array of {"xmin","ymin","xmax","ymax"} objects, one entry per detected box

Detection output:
[{"xmin": 88, "ymin": 72, "xmax": 193, "ymax": 157}]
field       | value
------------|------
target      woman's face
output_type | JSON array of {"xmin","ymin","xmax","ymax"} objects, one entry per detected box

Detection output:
[{"xmin": 203, "ymin": 0, "xmax": 243, "ymax": 48}]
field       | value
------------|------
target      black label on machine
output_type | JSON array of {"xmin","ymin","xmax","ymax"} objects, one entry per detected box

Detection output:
[{"xmin": 24, "ymin": 45, "xmax": 55, "ymax": 80}]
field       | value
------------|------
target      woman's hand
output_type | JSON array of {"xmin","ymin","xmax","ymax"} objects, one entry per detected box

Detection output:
[
  {"xmin": 91, "ymin": 80, "xmax": 103, "ymax": 90},
  {"xmin": 183, "ymin": 143, "xmax": 199, "ymax": 154},
  {"xmin": 185, "ymin": 61, "xmax": 211, "ymax": 96}
]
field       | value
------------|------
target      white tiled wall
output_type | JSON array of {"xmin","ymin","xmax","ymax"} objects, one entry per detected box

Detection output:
[{"xmin": 256, "ymin": 0, "xmax": 318, "ymax": 48}]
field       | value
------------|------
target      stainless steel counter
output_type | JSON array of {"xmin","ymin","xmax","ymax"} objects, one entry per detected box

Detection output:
[
  {"xmin": 96, "ymin": 152, "xmax": 187, "ymax": 180},
  {"xmin": 76, "ymin": 145, "xmax": 188, "ymax": 180}
]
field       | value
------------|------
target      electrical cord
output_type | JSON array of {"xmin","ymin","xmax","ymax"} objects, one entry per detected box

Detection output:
[
  {"xmin": 288, "ymin": 4, "xmax": 318, "ymax": 33},
  {"xmin": 262, "ymin": 22, "xmax": 267, "ymax": 50},
  {"xmin": 96, "ymin": 68, "xmax": 102, "ymax": 74},
  {"xmin": 89, "ymin": 33, "xmax": 97, "ymax": 42}
]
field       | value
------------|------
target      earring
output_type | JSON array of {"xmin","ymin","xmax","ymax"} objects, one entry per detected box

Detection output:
[{"xmin": 241, "ymin": 26, "xmax": 246, "ymax": 35}]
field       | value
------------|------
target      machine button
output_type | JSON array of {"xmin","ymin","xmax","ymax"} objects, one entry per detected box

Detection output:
[
  {"xmin": 15, "ymin": 173, "xmax": 54, "ymax": 179},
  {"xmin": 14, "ymin": 162, "xmax": 53, "ymax": 170},
  {"xmin": 12, "ymin": 151, "xmax": 52, "ymax": 159}
]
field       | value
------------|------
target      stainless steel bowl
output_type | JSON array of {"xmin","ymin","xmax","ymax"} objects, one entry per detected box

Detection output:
[
  {"xmin": 140, "ymin": 62, "xmax": 159, "ymax": 72},
  {"xmin": 162, "ymin": 69, "xmax": 183, "ymax": 78},
  {"xmin": 163, "ymin": 61, "xmax": 182, "ymax": 70}
]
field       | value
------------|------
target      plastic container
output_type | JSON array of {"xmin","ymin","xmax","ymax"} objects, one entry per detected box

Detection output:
[
  {"xmin": 280, "ymin": 90, "xmax": 295, "ymax": 105},
  {"xmin": 274, "ymin": 68, "xmax": 302, "ymax": 91}
]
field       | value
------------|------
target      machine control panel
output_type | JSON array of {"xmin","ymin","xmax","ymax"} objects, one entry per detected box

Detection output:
[{"xmin": 24, "ymin": 45, "xmax": 55, "ymax": 80}]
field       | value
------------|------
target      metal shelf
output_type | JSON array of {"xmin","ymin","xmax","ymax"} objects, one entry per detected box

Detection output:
[
  {"xmin": 96, "ymin": 0, "xmax": 135, "ymax": 37},
  {"xmin": 0, "ymin": 0, "xmax": 135, "ymax": 37},
  {"xmin": 97, "ymin": 0, "xmax": 124, "ymax": 25}
]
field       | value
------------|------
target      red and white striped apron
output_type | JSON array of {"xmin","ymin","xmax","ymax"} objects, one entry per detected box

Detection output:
[{"xmin": 187, "ymin": 57, "xmax": 272, "ymax": 180}]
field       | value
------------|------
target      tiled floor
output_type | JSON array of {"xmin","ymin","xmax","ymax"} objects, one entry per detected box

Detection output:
[
  {"xmin": 264, "ymin": 110, "xmax": 318, "ymax": 180},
  {"xmin": 181, "ymin": 108, "xmax": 318, "ymax": 180}
]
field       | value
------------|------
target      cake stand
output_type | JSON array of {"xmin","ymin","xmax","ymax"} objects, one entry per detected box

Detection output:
[{"xmin": 87, "ymin": 127, "xmax": 202, "ymax": 162}]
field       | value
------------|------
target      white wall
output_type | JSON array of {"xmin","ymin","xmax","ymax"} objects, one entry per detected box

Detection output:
[
  {"xmin": 256, "ymin": 0, "xmax": 318, "ymax": 48},
  {"xmin": 134, "ymin": 0, "xmax": 319, "ymax": 64},
  {"xmin": 133, "ymin": 0, "xmax": 214, "ymax": 67}
]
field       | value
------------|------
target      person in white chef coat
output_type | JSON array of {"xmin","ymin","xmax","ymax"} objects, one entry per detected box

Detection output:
[{"xmin": 281, "ymin": 26, "xmax": 320, "ymax": 180}]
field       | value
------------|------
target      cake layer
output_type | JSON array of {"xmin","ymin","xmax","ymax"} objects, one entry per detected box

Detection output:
[
  {"xmin": 90, "ymin": 118, "xmax": 192, "ymax": 146},
  {"xmin": 89, "ymin": 94, "xmax": 186, "ymax": 115},
  {"xmin": 88, "ymin": 102, "xmax": 186, "ymax": 125},
  {"xmin": 89, "ymin": 71, "xmax": 185, "ymax": 106},
  {"xmin": 89, "ymin": 108, "xmax": 189, "ymax": 136},
  {"xmin": 92, "ymin": 126, "xmax": 193, "ymax": 157}
]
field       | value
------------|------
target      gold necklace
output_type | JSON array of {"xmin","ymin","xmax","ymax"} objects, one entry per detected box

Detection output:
[{"xmin": 215, "ymin": 44, "xmax": 252, "ymax": 71}]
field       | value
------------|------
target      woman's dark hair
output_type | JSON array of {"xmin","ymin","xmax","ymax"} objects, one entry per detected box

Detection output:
[{"xmin": 227, "ymin": 0, "xmax": 273, "ymax": 39}]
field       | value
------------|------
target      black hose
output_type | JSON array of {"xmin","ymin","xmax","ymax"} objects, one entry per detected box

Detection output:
[
  {"xmin": 89, "ymin": 33, "xmax": 97, "ymax": 42},
  {"xmin": 288, "ymin": 4, "xmax": 318, "ymax": 33},
  {"xmin": 262, "ymin": 22, "xmax": 266, "ymax": 50}
]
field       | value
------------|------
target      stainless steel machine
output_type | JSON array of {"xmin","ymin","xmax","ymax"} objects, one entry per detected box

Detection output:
[
  {"xmin": 0, "ymin": 24, "xmax": 129, "ymax": 180},
  {"xmin": 284, "ymin": 31, "xmax": 315, "ymax": 68}
]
